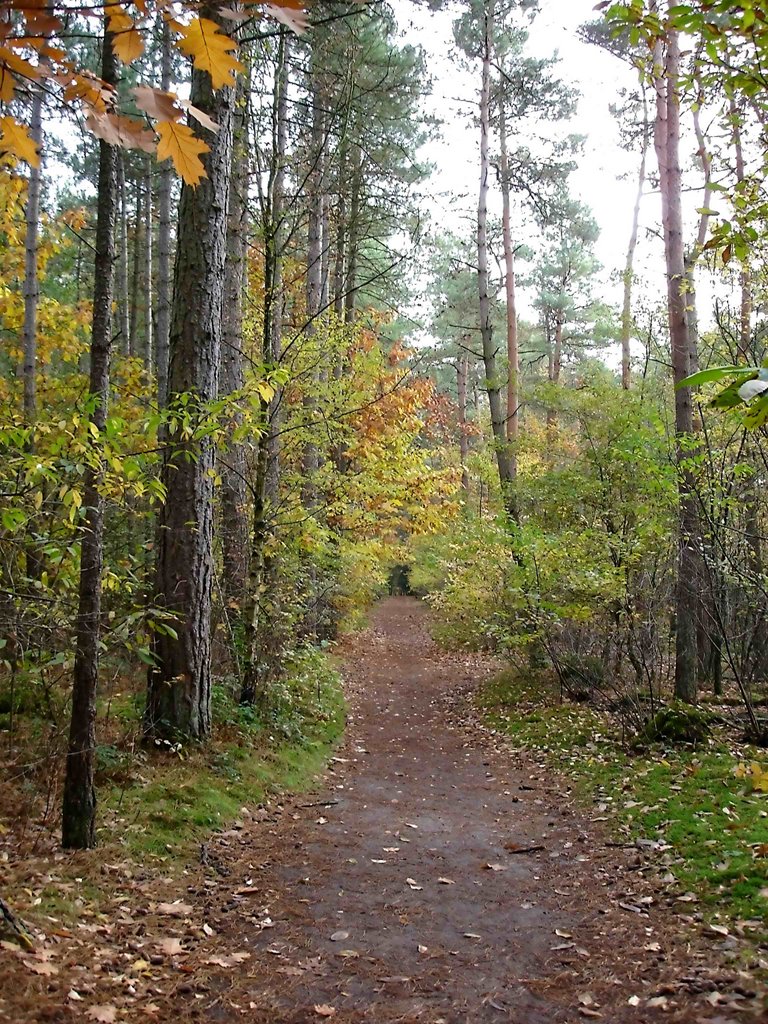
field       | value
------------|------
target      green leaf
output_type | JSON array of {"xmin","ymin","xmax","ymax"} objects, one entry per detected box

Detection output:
[{"xmin": 678, "ymin": 365, "xmax": 757, "ymax": 388}]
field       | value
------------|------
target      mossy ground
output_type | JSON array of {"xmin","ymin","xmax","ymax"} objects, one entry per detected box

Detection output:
[
  {"xmin": 99, "ymin": 671, "xmax": 346, "ymax": 860},
  {"xmin": 480, "ymin": 669, "xmax": 768, "ymax": 934}
]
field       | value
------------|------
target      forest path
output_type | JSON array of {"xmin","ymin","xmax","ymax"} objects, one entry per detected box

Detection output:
[
  {"xmin": 190, "ymin": 598, "xmax": 757, "ymax": 1024},
  {"xmin": 7, "ymin": 598, "xmax": 760, "ymax": 1024}
]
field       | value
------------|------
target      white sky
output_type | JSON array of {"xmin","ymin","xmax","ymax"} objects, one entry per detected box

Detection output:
[{"xmin": 392, "ymin": 0, "xmax": 685, "ymax": 345}]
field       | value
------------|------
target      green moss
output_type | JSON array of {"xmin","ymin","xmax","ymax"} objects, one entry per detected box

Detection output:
[
  {"xmin": 101, "ymin": 660, "xmax": 346, "ymax": 860},
  {"xmin": 480, "ymin": 669, "xmax": 768, "ymax": 937}
]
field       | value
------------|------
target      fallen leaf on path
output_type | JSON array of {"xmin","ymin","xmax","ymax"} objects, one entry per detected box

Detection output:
[
  {"xmin": 205, "ymin": 952, "xmax": 251, "ymax": 967},
  {"xmin": 330, "ymin": 930, "xmax": 349, "ymax": 941},
  {"xmin": 405, "ymin": 822, "xmax": 418, "ymax": 829},
  {"xmin": 418, "ymin": 944, "xmax": 428, "ymax": 953},
  {"xmin": 337, "ymin": 949, "xmax": 359, "ymax": 959},
  {"xmin": 156, "ymin": 902, "xmax": 193, "ymax": 917},
  {"xmin": 628, "ymin": 996, "xmax": 640, "ymax": 1006},
  {"xmin": 156, "ymin": 937, "xmax": 185, "ymax": 955},
  {"xmin": 405, "ymin": 878, "xmax": 422, "ymax": 891},
  {"xmin": 578, "ymin": 1009, "xmax": 602, "ymax": 1018},
  {"xmin": 86, "ymin": 1008, "xmax": 118, "ymax": 1023},
  {"xmin": 314, "ymin": 1005, "xmax": 336, "ymax": 1017},
  {"xmin": 68, "ymin": 990, "xmax": 84, "ymax": 1001},
  {"xmin": 437, "ymin": 877, "xmax": 455, "ymax": 885},
  {"xmin": 483, "ymin": 863, "xmax": 507, "ymax": 871},
  {"xmin": 463, "ymin": 932, "xmax": 481, "ymax": 939},
  {"xmin": 554, "ymin": 929, "xmax": 572, "ymax": 938},
  {"xmin": 23, "ymin": 960, "xmax": 59, "ymax": 976}
]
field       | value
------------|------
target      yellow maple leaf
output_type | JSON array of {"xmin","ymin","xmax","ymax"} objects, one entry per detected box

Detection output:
[
  {"xmin": 0, "ymin": 116, "xmax": 39, "ymax": 167},
  {"xmin": 156, "ymin": 121, "xmax": 209, "ymax": 186},
  {"xmin": 107, "ymin": 6, "xmax": 145, "ymax": 64},
  {"xmin": 177, "ymin": 17, "xmax": 243, "ymax": 89},
  {"xmin": 0, "ymin": 64, "xmax": 14, "ymax": 103}
]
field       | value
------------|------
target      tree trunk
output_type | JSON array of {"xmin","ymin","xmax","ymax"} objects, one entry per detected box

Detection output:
[
  {"xmin": 118, "ymin": 153, "xmax": 130, "ymax": 356},
  {"xmin": 220, "ymin": 72, "xmax": 249, "ymax": 608},
  {"xmin": 477, "ymin": 0, "xmax": 513, "ymax": 508},
  {"xmin": 145, "ymin": 15, "xmax": 236, "ymax": 741},
  {"xmin": 265, "ymin": 30, "xmax": 289, "ymax": 506},
  {"xmin": 731, "ymin": 98, "xmax": 752, "ymax": 357},
  {"xmin": 22, "ymin": 84, "xmax": 44, "ymax": 582},
  {"xmin": 155, "ymin": 15, "xmax": 172, "ymax": 406},
  {"xmin": 61, "ymin": 27, "xmax": 118, "ymax": 848},
  {"xmin": 621, "ymin": 94, "xmax": 649, "ymax": 390},
  {"xmin": 22, "ymin": 85, "xmax": 42, "ymax": 427},
  {"xmin": 144, "ymin": 157, "xmax": 153, "ymax": 370},
  {"xmin": 654, "ymin": 21, "xmax": 697, "ymax": 704},
  {"xmin": 344, "ymin": 142, "xmax": 362, "ymax": 326},
  {"xmin": 457, "ymin": 353, "xmax": 470, "ymax": 495},
  {"xmin": 240, "ymin": 32, "xmax": 289, "ymax": 704},
  {"xmin": 129, "ymin": 175, "xmax": 142, "ymax": 357},
  {"xmin": 499, "ymin": 95, "xmax": 518, "ymax": 486}
]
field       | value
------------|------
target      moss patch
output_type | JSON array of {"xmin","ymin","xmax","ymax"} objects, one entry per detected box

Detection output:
[{"xmin": 480, "ymin": 669, "xmax": 768, "ymax": 937}]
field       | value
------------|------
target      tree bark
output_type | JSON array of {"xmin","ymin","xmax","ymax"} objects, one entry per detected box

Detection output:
[
  {"xmin": 117, "ymin": 153, "xmax": 130, "ymax": 356},
  {"xmin": 220, "ymin": 72, "xmax": 249, "ymax": 608},
  {"xmin": 22, "ymin": 85, "xmax": 42, "ymax": 427},
  {"xmin": 457, "ymin": 353, "xmax": 470, "ymax": 495},
  {"xmin": 145, "ymin": 15, "xmax": 236, "ymax": 741},
  {"xmin": 22, "ymin": 83, "xmax": 44, "ymax": 582},
  {"xmin": 653, "ymin": 20, "xmax": 698, "ymax": 704},
  {"xmin": 155, "ymin": 15, "xmax": 173, "ymax": 406},
  {"xmin": 144, "ymin": 156, "xmax": 153, "ymax": 370},
  {"xmin": 499, "ymin": 94, "xmax": 518, "ymax": 484},
  {"xmin": 61, "ymin": 27, "xmax": 118, "ymax": 848},
  {"xmin": 620, "ymin": 95, "xmax": 649, "ymax": 390},
  {"xmin": 477, "ymin": 0, "xmax": 513, "ymax": 509}
]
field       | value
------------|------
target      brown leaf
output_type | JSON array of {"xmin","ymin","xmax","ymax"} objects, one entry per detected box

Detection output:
[
  {"xmin": 23, "ymin": 959, "xmax": 59, "ymax": 976},
  {"xmin": 133, "ymin": 85, "xmax": 181, "ymax": 122},
  {"xmin": 483, "ymin": 863, "xmax": 508, "ymax": 871},
  {"xmin": 314, "ymin": 1005, "xmax": 336, "ymax": 1018},
  {"xmin": 156, "ymin": 937, "xmax": 185, "ymax": 956},
  {"xmin": 156, "ymin": 902, "xmax": 193, "ymax": 917},
  {"xmin": 86, "ymin": 1008, "xmax": 118, "ymax": 1024}
]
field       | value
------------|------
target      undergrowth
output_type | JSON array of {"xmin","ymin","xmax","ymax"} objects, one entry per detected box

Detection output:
[
  {"xmin": 480, "ymin": 669, "xmax": 768, "ymax": 938},
  {"xmin": 100, "ymin": 647, "xmax": 346, "ymax": 859}
]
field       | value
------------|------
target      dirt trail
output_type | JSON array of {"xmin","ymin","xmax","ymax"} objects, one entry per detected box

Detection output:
[
  {"xmin": 3, "ymin": 598, "xmax": 764, "ymax": 1023},
  {"xmin": 192, "ymin": 598, "xmax": 763, "ymax": 1023}
]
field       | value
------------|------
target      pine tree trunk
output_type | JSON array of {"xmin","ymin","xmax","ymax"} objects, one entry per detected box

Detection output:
[
  {"xmin": 61, "ymin": 27, "xmax": 118, "ymax": 848},
  {"xmin": 344, "ymin": 142, "xmax": 362, "ymax": 326},
  {"xmin": 22, "ymin": 84, "xmax": 44, "ymax": 582},
  {"xmin": 477, "ymin": 0, "xmax": 513, "ymax": 508},
  {"xmin": 457, "ymin": 354, "xmax": 470, "ymax": 495},
  {"xmin": 155, "ymin": 15, "xmax": 173, "ymax": 406},
  {"xmin": 653, "ymin": 21, "xmax": 697, "ymax": 704},
  {"xmin": 621, "ymin": 98, "xmax": 648, "ymax": 391},
  {"xmin": 145, "ymin": 16, "xmax": 236, "ymax": 741},
  {"xmin": 144, "ymin": 157, "xmax": 153, "ymax": 370},
  {"xmin": 220, "ymin": 73, "xmax": 249, "ymax": 608},
  {"xmin": 118, "ymin": 153, "xmax": 130, "ymax": 356},
  {"xmin": 498, "ymin": 96, "xmax": 518, "ymax": 505},
  {"xmin": 129, "ymin": 176, "xmax": 142, "ymax": 357}
]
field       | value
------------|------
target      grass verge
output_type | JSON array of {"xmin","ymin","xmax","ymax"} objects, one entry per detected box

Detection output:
[
  {"xmin": 480, "ymin": 669, "xmax": 768, "ymax": 939},
  {"xmin": 100, "ymin": 653, "xmax": 346, "ymax": 860}
]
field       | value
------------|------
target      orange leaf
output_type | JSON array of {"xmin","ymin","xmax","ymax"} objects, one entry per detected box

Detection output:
[
  {"xmin": 177, "ymin": 17, "xmax": 243, "ymax": 89},
  {"xmin": 0, "ymin": 65, "xmax": 14, "ymax": 103},
  {"xmin": 0, "ymin": 116, "xmax": 40, "ymax": 167},
  {"xmin": 107, "ymin": 5, "xmax": 145, "ymax": 64},
  {"xmin": 156, "ymin": 120, "xmax": 209, "ymax": 186}
]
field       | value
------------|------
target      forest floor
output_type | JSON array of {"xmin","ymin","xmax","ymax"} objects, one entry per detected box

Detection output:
[{"xmin": 2, "ymin": 597, "xmax": 767, "ymax": 1024}]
